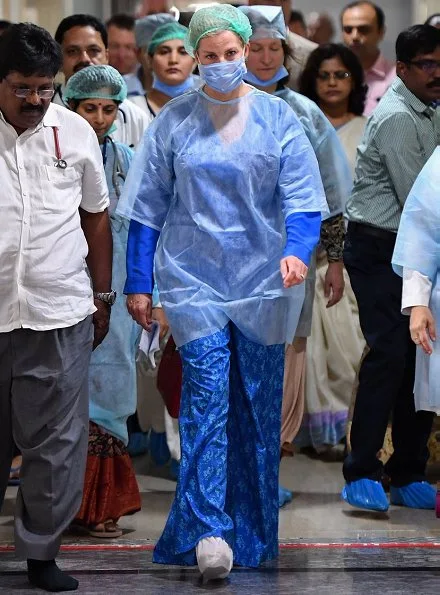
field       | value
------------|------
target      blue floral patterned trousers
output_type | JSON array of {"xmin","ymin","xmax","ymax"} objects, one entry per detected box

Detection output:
[{"xmin": 153, "ymin": 323, "xmax": 285, "ymax": 568}]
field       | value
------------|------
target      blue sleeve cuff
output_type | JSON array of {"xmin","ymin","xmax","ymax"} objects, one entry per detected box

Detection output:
[
  {"xmin": 124, "ymin": 220, "xmax": 160, "ymax": 295},
  {"xmin": 283, "ymin": 212, "xmax": 321, "ymax": 266}
]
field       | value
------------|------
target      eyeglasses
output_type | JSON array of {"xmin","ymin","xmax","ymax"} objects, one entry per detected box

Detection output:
[
  {"xmin": 4, "ymin": 78, "xmax": 55, "ymax": 99},
  {"xmin": 317, "ymin": 70, "xmax": 352, "ymax": 81},
  {"xmin": 408, "ymin": 59, "xmax": 440, "ymax": 74}
]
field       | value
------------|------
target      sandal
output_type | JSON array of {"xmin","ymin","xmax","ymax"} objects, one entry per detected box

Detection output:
[{"xmin": 88, "ymin": 520, "xmax": 123, "ymax": 538}]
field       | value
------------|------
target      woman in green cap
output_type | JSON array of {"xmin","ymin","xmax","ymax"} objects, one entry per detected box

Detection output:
[
  {"xmin": 130, "ymin": 21, "xmax": 196, "ymax": 116},
  {"xmin": 117, "ymin": 4, "xmax": 327, "ymax": 580}
]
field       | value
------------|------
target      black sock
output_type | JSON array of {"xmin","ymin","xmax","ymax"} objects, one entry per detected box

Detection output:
[{"xmin": 27, "ymin": 559, "xmax": 78, "ymax": 592}]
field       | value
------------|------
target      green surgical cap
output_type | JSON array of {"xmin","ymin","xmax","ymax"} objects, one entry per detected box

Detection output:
[
  {"xmin": 185, "ymin": 4, "xmax": 253, "ymax": 57},
  {"xmin": 148, "ymin": 22, "xmax": 189, "ymax": 55},
  {"xmin": 64, "ymin": 65, "xmax": 127, "ymax": 103}
]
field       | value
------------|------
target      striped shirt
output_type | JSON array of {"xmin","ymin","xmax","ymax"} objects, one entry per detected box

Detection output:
[{"xmin": 346, "ymin": 77, "xmax": 440, "ymax": 232}]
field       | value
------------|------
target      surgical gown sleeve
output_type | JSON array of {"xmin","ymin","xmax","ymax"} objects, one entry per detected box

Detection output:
[
  {"xmin": 124, "ymin": 220, "xmax": 159, "ymax": 295},
  {"xmin": 392, "ymin": 147, "xmax": 440, "ymax": 282},
  {"xmin": 284, "ymin": 212, "xmax": 321, "ymax": 266},
  {"xmin": 276, "ymin": 102, "xmax": 328, "ymax": 220},
  {"xmin": 309, "ymin": 117, "xmax": 352, "ymax": 219},
  {"xmin": 116, "ymin": 115, "xmax": 174, "ymax": 230}
]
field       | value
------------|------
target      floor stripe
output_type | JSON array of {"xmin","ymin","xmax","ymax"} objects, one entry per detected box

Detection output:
[{"xmin": 1, "ymin": 542, "xmax": 440, "ymax": 553}]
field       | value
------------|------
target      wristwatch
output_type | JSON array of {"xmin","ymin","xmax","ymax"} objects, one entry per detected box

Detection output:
[{"xmin": 93, "ymin": 290, "xmax": 117, "ymax": 305}]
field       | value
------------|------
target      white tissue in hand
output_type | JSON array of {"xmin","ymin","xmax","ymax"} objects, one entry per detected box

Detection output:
[{"xmin": 138, "ymin": 321, "xmax": 161, "ymax": 368}]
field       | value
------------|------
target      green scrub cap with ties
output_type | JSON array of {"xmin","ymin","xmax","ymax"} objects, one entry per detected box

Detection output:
[{"xmin": 185, "ymin": 4, "xmax": 253, "ymax": 57}]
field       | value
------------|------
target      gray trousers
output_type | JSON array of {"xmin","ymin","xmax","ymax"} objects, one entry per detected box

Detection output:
[{"xmin": 0, "ymin": 316, "xmax": 93, "ymax": 560}]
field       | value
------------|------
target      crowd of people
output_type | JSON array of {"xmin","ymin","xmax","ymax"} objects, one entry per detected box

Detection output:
[{"xmin": 0, "ymin": 1, "xmax": 439, "ymax": 592}]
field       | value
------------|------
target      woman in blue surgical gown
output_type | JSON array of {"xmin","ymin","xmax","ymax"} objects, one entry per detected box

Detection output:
[
  {"xmin": 241, "ymin": 5, "xmax": 351, "ymax": 505},
  {"xmin": 117, "ymin": 5, "xmax": 327, "ymax": 581}
]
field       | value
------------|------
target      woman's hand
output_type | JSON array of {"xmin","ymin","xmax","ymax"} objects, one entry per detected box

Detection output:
[
  {"xmin": 280, "ymin": 256, "xmax": 308, "ymax": 288},
  {"xmin": 324, "ymin": 262, "xmax": 345, "ymax": 308},
  {"xmin": 410, "ymin": 305, "xmax": 436, "ymax": 355},
  {"xmin": 126, "ymin": 293, "xmax": 152, "ymax": 331},
  {"xmin": 152, "ymin": 307, "xmax": 170, "ymax": 340}
]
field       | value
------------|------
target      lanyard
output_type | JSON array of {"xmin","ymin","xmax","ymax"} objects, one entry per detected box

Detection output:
[
  {"xmin": 102, "ymin": 136, "xmax": 108, "ymax": 167},
  {"xmin": 52, "ymin": 127, "xmax": 67, "ymax": 169}
]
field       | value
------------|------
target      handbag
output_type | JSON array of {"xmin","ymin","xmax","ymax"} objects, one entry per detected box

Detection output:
[{"xmin": 157, "ymin": 335, "xmax": 182, "ymax": 419}]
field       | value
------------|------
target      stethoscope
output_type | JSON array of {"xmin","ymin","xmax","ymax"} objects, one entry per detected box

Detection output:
[
  {"xmin": 102, "ymin": 136, "xmax": 126, "ymax": 199},
  {"xmin": 52, "ymin": 126, "xmax": 67, "ymax": 169}
]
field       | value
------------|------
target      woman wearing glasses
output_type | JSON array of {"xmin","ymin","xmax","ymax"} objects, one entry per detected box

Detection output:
[{"xmin": 297, "ymin": 44, "xmax": 367, "ymax": 454}]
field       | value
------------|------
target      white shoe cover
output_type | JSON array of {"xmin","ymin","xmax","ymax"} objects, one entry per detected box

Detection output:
[{"xmin": 196, "ymin": 537, "xmax": 233, "ymax": 581}]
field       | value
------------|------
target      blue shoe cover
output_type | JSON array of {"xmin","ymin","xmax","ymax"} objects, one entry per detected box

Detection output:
[
  {"xmin": 149, "ymin": 430, "xmax": 171, "ymax": 466},
  {"xmin": 390, "ymin": 482, "xmax": 436, "ymax": 509},
  {"xmin": 170, "ymin": 459, "xmax": 180, "ymax": 481},
  {"xmin": 127, "ymin": 431, "xmax": 149, "ymax": 457},
  {"xmin": 278, "ymin": 485, "xmax": 293, "ymax": 508},
  {"xmin": 342, "ymin": 479, "xmax": 389, "ymax": 512}
]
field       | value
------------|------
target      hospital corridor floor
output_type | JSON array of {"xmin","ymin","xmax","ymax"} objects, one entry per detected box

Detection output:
[{"xmin": 1, "ymin": 454, "xmax": 439, "ymax": 594}]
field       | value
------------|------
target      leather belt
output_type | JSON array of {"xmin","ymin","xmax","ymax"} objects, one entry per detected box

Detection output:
[{"xmin": 347, "ymin": 221, "xmax": 397, "ymax": 242}]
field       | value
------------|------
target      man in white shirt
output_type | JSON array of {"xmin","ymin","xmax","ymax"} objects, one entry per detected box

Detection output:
[
  {"xmin": 341, "ymin": 1, "xmax": 396, "ymax": 115},
  {"xmin": 247, "ymin": 0, "xmax": 317, "ymax": 90},
  {"xmin": 53, "ymin": 14, "xmax": 150, "ymax": 148},
  {"xmin": 0, "ymin": 23, "xmax": 112, "ymax": 592}
]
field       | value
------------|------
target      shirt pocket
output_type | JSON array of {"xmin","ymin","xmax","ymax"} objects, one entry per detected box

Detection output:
[{"xmin": 38, "ymin": 164, "xmax": 81, "ymax": 211}]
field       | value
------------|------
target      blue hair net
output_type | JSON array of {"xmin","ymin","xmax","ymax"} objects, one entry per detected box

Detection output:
[
  {"xmin": 135, "ymin": 13, "xmax": 176, "ymax": 49},
  {"xmin": 239, "ymin": 6, "xmax": 287, "ymax": 41}
]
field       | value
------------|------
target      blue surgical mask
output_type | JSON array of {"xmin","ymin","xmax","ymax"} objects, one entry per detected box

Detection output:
[
  {"xmin": 152, "ymin": 74, "xmax": 195, "ymax": 98},
  {"xmin": 198, "ymin": 56, "xmax": 247, "ymax": 94},
  {"xmin": 243, "ymin": 66, "xmax": 289, "ymax": 88}
]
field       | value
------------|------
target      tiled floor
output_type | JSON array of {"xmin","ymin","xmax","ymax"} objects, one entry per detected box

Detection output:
[{"xmin": 1, "ymin": 454, "xmax": 439, "ymax": 593}]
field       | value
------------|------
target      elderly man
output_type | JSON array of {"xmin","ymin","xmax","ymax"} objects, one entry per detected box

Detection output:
[
  {"xmin": 343, "ymin": 24, "xmax": 440, "ymax": 513},
  {"xmin": 248, "ymin": 0, "xmax": 317, "ymax": 90},
  {"xmin": 341, "ymin": 1, "xmax": 395, "ymax": 115},
  {"xmin": 106, "ymin": 13, "xmax": 142, "ymax": 96},
  {"xmin": 0, "ymin": 23, "xmax": 112, "ymax": 592},
  {"xmin": 53, "ymin": 14, "xmax": 150, "ymax": 148}
]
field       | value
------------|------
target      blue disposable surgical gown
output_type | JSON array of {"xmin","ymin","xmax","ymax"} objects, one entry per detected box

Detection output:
[
  {"xmin": 117, "ymin": 87, "xmax": 327, "ymax": 347},
  {"xmin": 392, "ymin": 146, "xmax": 440, "ymax": 415},
  {"xmin": 276, "ymin": 87, "xmax": 352, "ymax": 217},
  {"xmin": 89, "ymin": 139, "xmax": 140, "ymax": 445}
]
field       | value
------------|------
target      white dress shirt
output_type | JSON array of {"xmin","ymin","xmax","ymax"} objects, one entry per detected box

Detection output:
[
  {"xmin": 402, "ymin": 268, "xmax": 432, "ymax": 315},
  {"xmin": 53, "ymin": 84, "xmax": 150, "ymax": 148},
  {"xmin": 0, "ymin": 103, "xmax": 109, "ymax": 332}
]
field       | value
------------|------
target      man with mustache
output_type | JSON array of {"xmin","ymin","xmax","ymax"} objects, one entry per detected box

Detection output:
[
  {"xmin": 0, "ymin": 23, "xmax": 112, "ymax": 592},
  {"xmin": 343, "ymin": 24, "xmax": 440, "ymax": 513},
  {"xmin": 341, "ymin": 1, "xmax": 395, "ymax": 115},
  {"xmin": 53, "ymin": 14, "xmax": 150, "ymax": 148}
]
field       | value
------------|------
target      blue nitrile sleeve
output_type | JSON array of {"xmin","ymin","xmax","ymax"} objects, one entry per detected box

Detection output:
[
  {"xmin": 283, "ymin": 212, "xmax": 321, "ymax": 266},
  {"xmin": 124, "ymin": 220, "xmax": 160, "ymax": 294}
]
